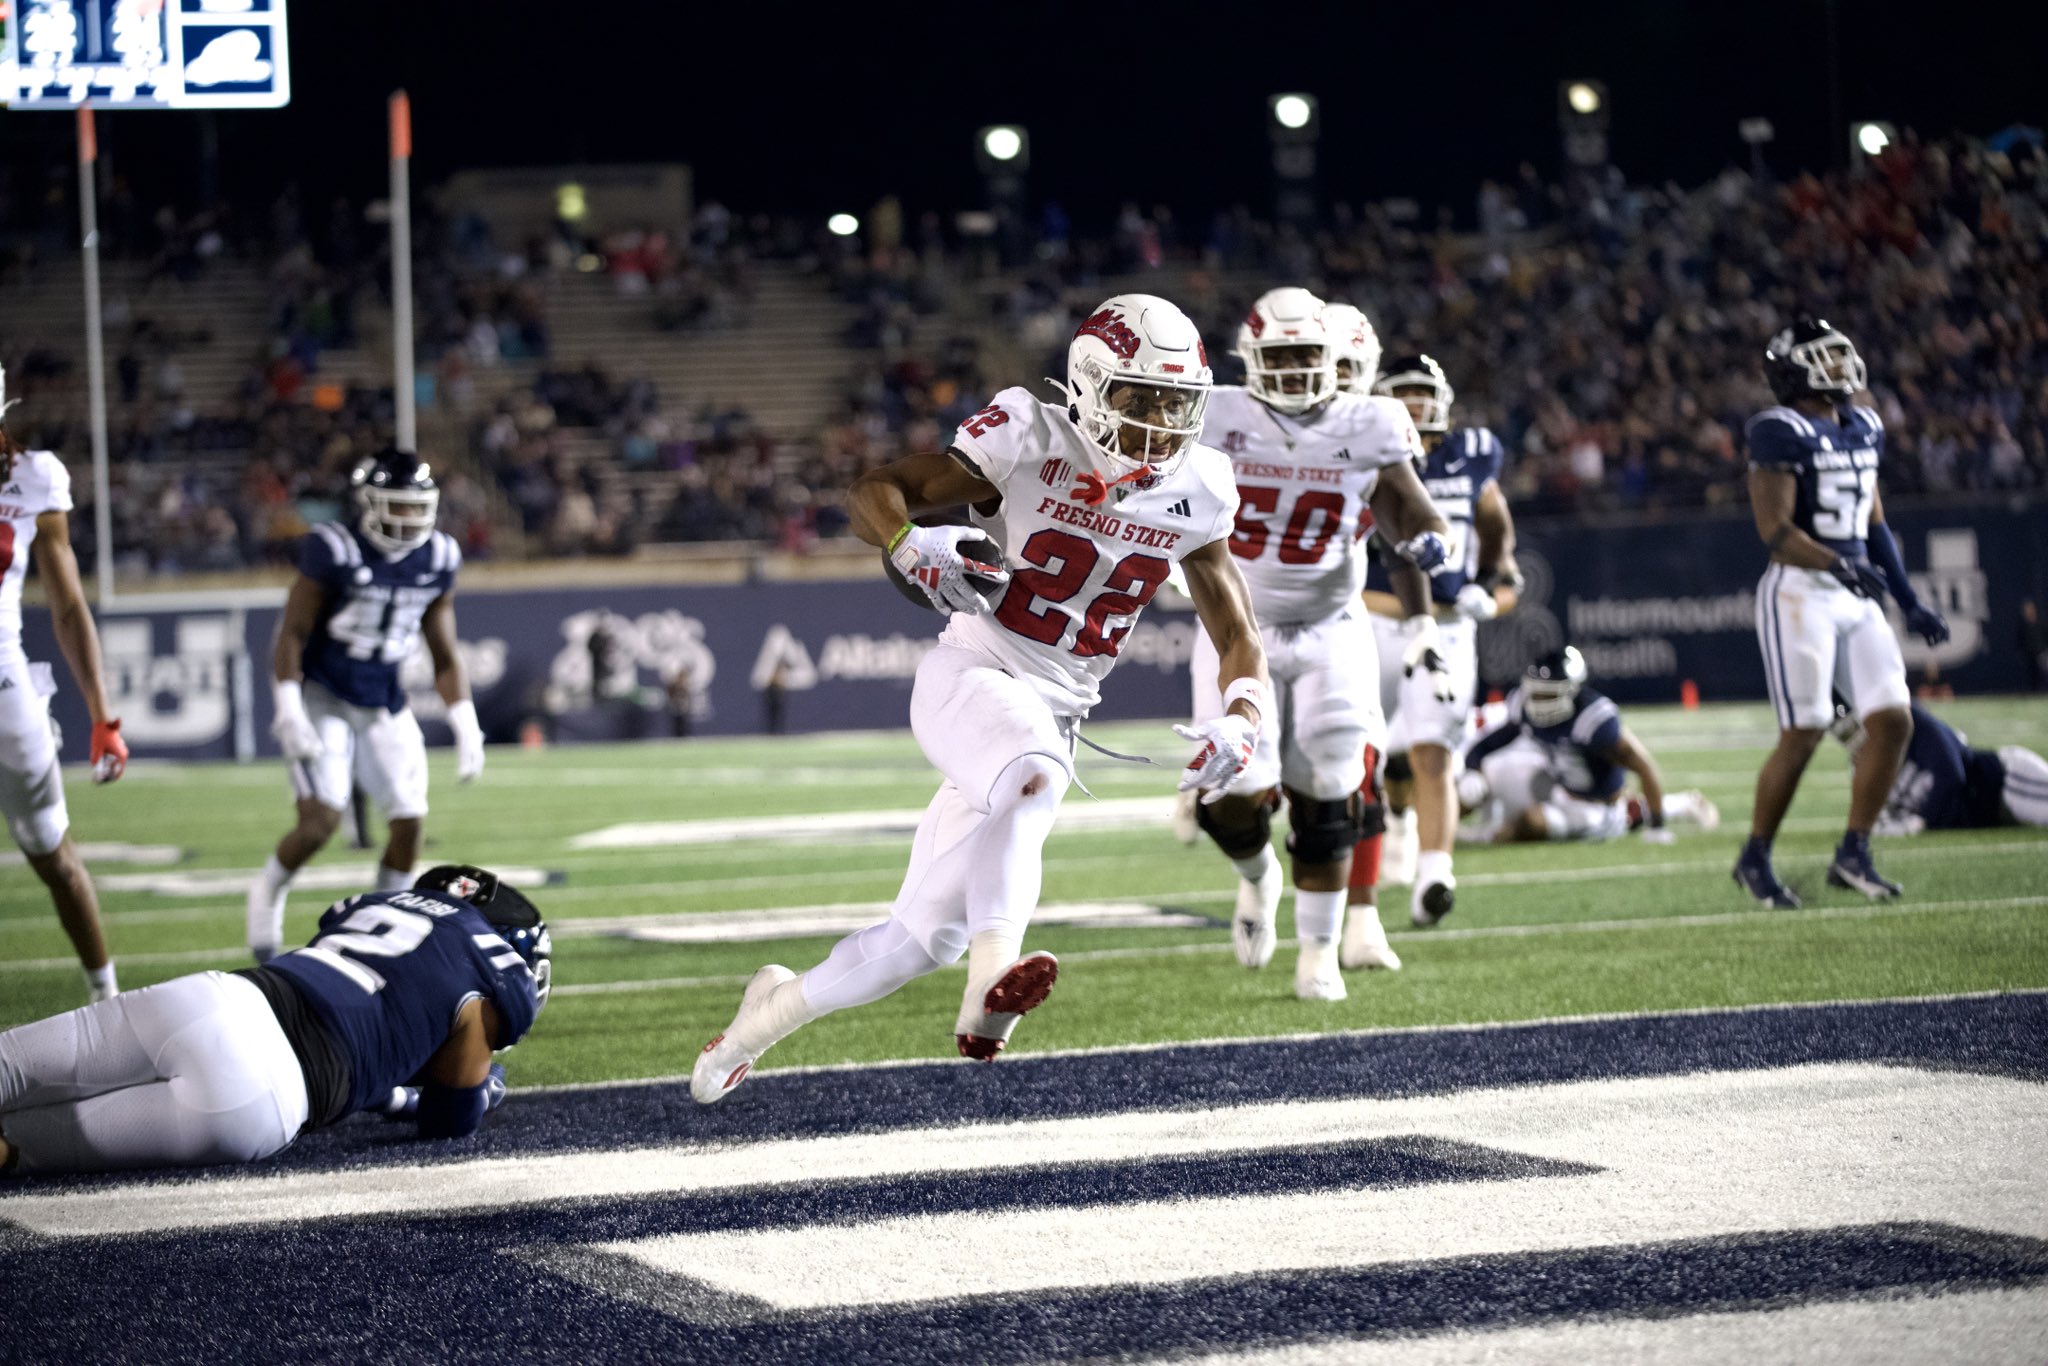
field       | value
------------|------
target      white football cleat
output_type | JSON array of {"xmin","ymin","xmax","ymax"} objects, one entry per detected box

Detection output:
[
  {"xmin": 1231, "ymin": 863, "xmax": 1283, "ymax": 969},
  {"xmin": 1170, "ymin": 788, "xmax": 1201, "ymax": 845},
  {"xmin": 1294, "ymin": 939, "xmax": 1347, "ymax": 1001},
  {"xmin": 691, "ymin": 964, "xmax": 797, "ymax": 1104},
  {"xmin": 956, "ymin": 951, "xmax": 1060, "ymax": 1061},
  {"xmin": 1339, "ymin": 907, "xmax": 1403, "ymax": 972},
  {"xmin": 1685, "ymin": 790, "xmax": 1721, "ymax": 832},
  {"xmin": 1382, "ymin": 808, "xmax": 1419, "ymax": 886}
]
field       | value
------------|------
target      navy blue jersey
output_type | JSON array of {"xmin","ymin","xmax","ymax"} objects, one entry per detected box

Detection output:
[
  {"xmin": 1364, "ymin": 427, "xmax": 1504, "ymax": 604},
  {"xmin": 299, "ymin": 522, "xmax": 462, "ymax": 712},
  {"xmin": 1470, "ymin": 686, "xmax": 1626, "ymax": 800},
  {"xmin": 1888, "ymin": 703, "xmax": 2007, "ymax": 830},
  {"xmin": 1744, "ymin": 403, "xmax": 1886, "ymax": 559},
  {"xmin": 267, "ymin": 888, "xmax": 541, "ymax": 1120}
]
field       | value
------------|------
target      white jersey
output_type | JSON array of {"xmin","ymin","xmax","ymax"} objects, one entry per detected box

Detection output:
[
  {"xmin": 944, "ymin": 386, "xmax": 1237, "ymax": 715},
  {"xmin": 0, "ymin": 449, "xmax": 71, "ymax": 663},
  {"xmin": 1202, "ymin": 387, "xmax": 1422, "ymax": 626}
]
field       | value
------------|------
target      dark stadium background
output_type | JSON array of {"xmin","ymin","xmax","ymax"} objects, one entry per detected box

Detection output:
[{"xmin": 3, "ymin": 0, "xmax": 2042, "ymax": 226}]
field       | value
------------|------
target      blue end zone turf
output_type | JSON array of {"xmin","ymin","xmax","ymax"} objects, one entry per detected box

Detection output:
[{"xmin": 1, "ymin": 994, "xmax": 2044, "ymax": 1362}]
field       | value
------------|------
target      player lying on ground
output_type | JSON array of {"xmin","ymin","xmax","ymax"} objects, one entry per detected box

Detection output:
[
  {"xmin": 0, "ymin": 865, "xmax": 549, "ymax": 1175},
  {"xmin": 693, "ymin": 293, "xmax": 1267, "ymax": 1103},
  {"xmin": 1733, "ymin": 316, "xmax": 1948, "ymax": 908},
  {"xmin": 1181, "ymin": 287, "xmax": 1448, "ymax": 1001},
  {"xmin": 248, "ymin": 448, "xmax": 486, "ymax": 962},
  {"xmin": 1831, "ymin": 699, "xmax": 2048, "ymax": 833},
  {"xmin": 0, "ymin": 365, "xmax": 129, "ymax": 1002},
  {"xmin": 1457, "ymin": 647, "xmax": 1717, "ymax": 844}
]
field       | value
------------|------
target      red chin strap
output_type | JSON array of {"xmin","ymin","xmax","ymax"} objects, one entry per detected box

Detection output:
[{"xmin": 1071, "ymin": 464, "xmax": 1158, "ymax": 507}]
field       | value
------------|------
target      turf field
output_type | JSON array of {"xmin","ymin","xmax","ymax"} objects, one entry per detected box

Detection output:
[{"xmin": 3, "ymin": 697, "xmax": 2045, "ymax": 1072}]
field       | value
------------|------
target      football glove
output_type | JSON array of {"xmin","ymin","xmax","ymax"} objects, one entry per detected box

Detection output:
[
  {"xmin": 90, "ymin": 718, "xmax": 128, "ymax": 784},
  {"xmin": 1829, "ymin": 556, "xmax": 1888, "ymax": 601},
  {"xmin": 1903, "ymin": 602, "xmax": 1950, "ymax": 647},
  {"xmin": 271, "ymin": 680, "xmax": 324, "ymax": 762},
  {"xmin": 1396, "ymin": 532, "xmax": 1449, "ymax": 573},
  {"xmin": 371, "ymin": 1064, "xmax": 506, "ymax": 1123},
  {"xmin": 1453, "ymin": 582, "xmax": 1499, "ymax": 622},
  {"xmin": 1173, "ymin": 715, "xmax": 1257, "ymax": 806},
  {"xmin": 1400, "ymin": 615, "xmax": 1458, "ymax": 703},
  {"xmin": 449, "ymin": 698, "xmax": 486, "ymax": 783},
  {"xmin": 889, "ymin": 524, "xmax": 1010, "ymax": 616}
]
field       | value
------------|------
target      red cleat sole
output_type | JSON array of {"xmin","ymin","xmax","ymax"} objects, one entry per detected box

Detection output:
[{"xmin": 984, "ymin": 952, "xmax": 1059, "ymax": 1015}]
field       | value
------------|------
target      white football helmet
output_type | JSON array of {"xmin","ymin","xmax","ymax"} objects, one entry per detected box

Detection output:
[
  {"xmin": 1322, "ymin": 303, "xmax": 1382, "ymax": 395},
  {"xmin": 1058, "ymin": 294, "xmax": 1213, "ymax": 480},
  {"xmin": 1374, "ymin": 352, "xmax": 1455, "ymax": 435},
  {"xmin": 1235, "ymin": 287, "xmax": 1337, "ymax": 416}
]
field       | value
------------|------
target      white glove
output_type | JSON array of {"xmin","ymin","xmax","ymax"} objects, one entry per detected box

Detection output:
[
  {"xmin": 1400, "ymin": 615, "xmax": 1458, "ymax": 703},
  {"xmin": 1639, "ymin": 826, "xmax": 1676, "ymax": 845},
  {"xmin": 1173, "ymin": 715, "xmax": 1258, "ymax": 805},
  {"xmin": 271, "ymin": 680, "xmax": 324, "ymax": 762},
  {"xmin": 889, "ymin": 524, "xmax": 1010, "ymax": 615},
  {"xmin": 1453, "ymin": 582, "xmax": 1499, "ymax": 622},
  {"xmin": 449, "ymin": 698, "xmax": 486, "ymax": 784}
]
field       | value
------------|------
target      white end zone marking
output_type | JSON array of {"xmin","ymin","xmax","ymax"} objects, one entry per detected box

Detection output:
[
  {"xmin": 595, "ymin": 1064, "xmax": 2048, "ymax": 1313},
  {"xmin": 5, "ymin": 1063, "xmax": 2043, "ymax": 1271}
]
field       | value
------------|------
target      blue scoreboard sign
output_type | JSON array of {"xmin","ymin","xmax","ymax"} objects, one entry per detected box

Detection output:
[{"xmin": 1, "ymin": 0, "xmax": 289, "ymax": 109}]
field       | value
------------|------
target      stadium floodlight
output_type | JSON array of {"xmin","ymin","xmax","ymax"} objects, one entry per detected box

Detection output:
[
  {"xmin": 827, "ymin": 213, "xmax": 860, "ymax": 237},
  {"xmin": 1854, "ymin": 121, "xmax": 1895, "ymax": 157},
  {"xmin": 1270, "ymin": 94, "xmax": 1316, "ymax": 131},
  {"xmin": 1566, "ymin": 82, "xmax": 1603, "ymax": 116},
  {"xmin": 981, "ymin": 126, "xmax": 1025, "ymax": 163}
]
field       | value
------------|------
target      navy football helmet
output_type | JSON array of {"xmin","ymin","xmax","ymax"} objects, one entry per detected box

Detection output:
[
  {"xmin": 415, "ymin": 864, "xmax": 553, "ymax": 1013},
  {"xmin": 1523, "ymin": 646, "xmax": 1588, "ymax": 727},
  {"xmin": 352, "ymin": 447, "xmax": 440, "ymax": 557},
  {"xmin": 1373, "ymin": 353, "xmax": 1454, "ymax": 435},
  {"xmin": 1765, "ymin": 317, "xmax": 1867, "ymax": 403}
]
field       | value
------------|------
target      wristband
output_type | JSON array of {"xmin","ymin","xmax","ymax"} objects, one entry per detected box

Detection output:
[
  {"xmin": 1648, "ymin": 808, "xmax": 1665, "ymax": 829},
  {"xmin": 1222, "ymin": 677, "xmax": 1266, "ymax": 718},
  {"xmin": 448, "ymin": 698, "xmax": 482, "ymax": 739},
  {"xmin": 273, "ymin": 678, "xmax": 305, "ymax": 715},
  {"xmin": 887, "ymin": 522, "xmax": 915, "ymax": 553}
]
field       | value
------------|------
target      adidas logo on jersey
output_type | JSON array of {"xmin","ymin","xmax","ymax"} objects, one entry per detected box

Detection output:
[
  {"xmin": 1, "ymin": 484, "xmax": 20, "ymax": 496},
  {"xmin": 1334, "ymin": 448, "xmax": 1352, "ymax": 461},
  {"xmin": 1167, "ymin": 499, "xmax": 1192, "ymax": 518}
]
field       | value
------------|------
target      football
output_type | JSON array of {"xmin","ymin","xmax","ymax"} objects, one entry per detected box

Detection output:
[{"xmin": 883, "ymin": 532, "xmax": 1008, "ymax": 613}]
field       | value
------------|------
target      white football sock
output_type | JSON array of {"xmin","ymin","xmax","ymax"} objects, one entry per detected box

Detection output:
[
  {"xmin": 375, "ymin": 863, "xmax": 413, "ymax": 894},
  {"xmin": 83, "ymin": 962, "xmax": 118, "ymax": 1002},
  {"xmin": 1293, "ymin": 888, "xmax": 1347, "ymax": 944},
  {"xmin": 961, "ymin": 756, "xmax": 1068, "ymax": 944},
  {"xmin": 1416, "ymin": 849, "xmax": 1454, "ymax": 889},
  {"xmin": 798, "ymin": 917, "xmax": 940, "ymax": 1016},
  {"xmin": 1230, "ymin": 843, "xmax": 1278, "ymax": 886},
  {"xmin": 246, "ymin": 855, "xmax": 293, "ymax": 957}
]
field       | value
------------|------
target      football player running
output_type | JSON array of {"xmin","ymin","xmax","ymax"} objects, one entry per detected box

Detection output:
[
  {"xmin": 1188, "ymin": 288, "xmax": 1450, "ymax": 1002},
  {"xmin": 1734, "ymin": 318, "xmax": 1946, "ymax": 907},
  {"xmin": 1830, "ymin": 699, "xmax": 2048, "ymax": 833},
  {"xmin": 1358, "ymin": 352, "xmax": 1520, "ymax": 937},
  {"xmin": 0, "ymin": 864, "xmax": 549, "ymax": 1174},
  {"xmin": 247, "ymin": 449, "xmax": 486, "ymax": 962},
  {"xmin": 694, "ymin": 295, "xmax": 1267, "ymax": 1101},
  {"xmin": 1459, "ymin": 647, "xmax": 1717, "ymax": 844},
  {"xmin": 0, "ymin": 367, "xmax": 129, "ymax": 1003}
]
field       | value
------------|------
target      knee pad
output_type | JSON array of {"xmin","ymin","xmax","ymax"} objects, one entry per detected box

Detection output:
[
  {"xmin": 1385, "ymin": 751, "xmax": 1413, "ymax": 786},
  {"xmin": 1286, "ymin": 791, "xmax": 1364, "ymax": 866},
  {"xmin": 4, "ymin": 758, "xmax": 69, "ymax": 856},
  {"xmin": 1195, "ymin": 791, "xmax": 1275, "ymax": 860},
  {"xmin": 10, "ymin": 804, "xmax": 68, "ymax": 857}
]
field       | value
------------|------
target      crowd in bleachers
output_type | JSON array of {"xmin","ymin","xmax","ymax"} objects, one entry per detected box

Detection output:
[{"xmin": 0, "ymin": 127, "xmax": 2041, "ymax": 575}]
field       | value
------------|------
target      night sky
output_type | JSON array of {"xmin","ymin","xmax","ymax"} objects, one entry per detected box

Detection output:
[{"xmin": 8, "ymin": 0, "xmax": 2044, "ymax": 232}]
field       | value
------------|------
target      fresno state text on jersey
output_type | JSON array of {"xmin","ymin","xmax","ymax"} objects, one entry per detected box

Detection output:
[
  {"xmin": 0, "ymin": 449, "xmax": 72, "ymax": 663},
  {"xmin": 1205, "ymin": 387, "xmax": 1423, "ymax": 625},
  {"xmin": 945, "ymin": 386, "xmax": 1236, "ymax": 714},
  {"xmin": 299, "ymin": 522, "xmax": 462, "ymax": 712}
]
